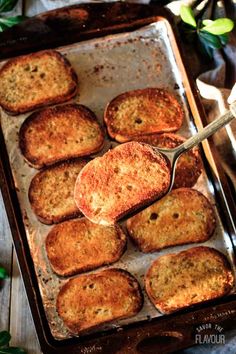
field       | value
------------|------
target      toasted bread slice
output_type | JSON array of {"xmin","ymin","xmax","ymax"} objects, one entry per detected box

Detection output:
[
  {"xmin": 19, "ymin": 104, "xmax": 104, "ymax": 169},
  {"xmin": 127, "ymin": 188, "xmax": 216, "ymax": 252},
  {"xmin": 57, "ymin": 268, "xmax": 143, "ymax": 333},
  {"xmin": 46, "ymin": 218, "xmax": 126, "ymax": 276},
  {"xmin": 74, "ymin": 141, "xmax": 171, "ymax": 225},
  {"xmin": 0, "ymin": 50, "xmax": 78, "ymax": 114},
  {"xmin": 136, "ymin": 133, "xmax": 202, "ymax": 188},
  {"xmin": 29, "ymin": 159, "xmax": 86, "ymax": 224},
  {"xmin": 145, "ymin": 246, "xmax": 234, "ymax": 314},
  {"xmin": 104, "ymin": 88, "xmax": 184, "ymax": 142}
]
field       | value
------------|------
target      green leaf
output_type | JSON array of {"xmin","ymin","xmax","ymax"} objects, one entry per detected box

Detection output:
[
  {"xmin": 0, "ymin": 267, "xmax": 8, "ymax": 279},
  {"xmin": 201, "ymin": 18, "xmax": 234, "ymax": 35},
  {"xmin": 0, "ymin": 348, "xmax": 26, "ymax": 354},
  {"xmin": 198, "ymin": 37, "xmax": 213, "ymax": 58},
  {"xmin": 0, "ymin": 331, "xmax": 11, "ymax": 347},
  {"xmin": 202, "ymin": 19, "xmax": 213, "ymax": 26},
  {"xmin": 219, "ymin": 33, "xmax": 229, "ymax": 45},
  {"xmin": 0, "ymin": 23, "xmax": 6, "ymax": 31},
  {"xmin": 0, "ymin": 16, "xmax": 26, "ymax": 29},
  {"xmin": 0, "ymin": 332, "xmax": 26, "ymax": 354},
  {"xmin": 198, "ymin": 31, "xmax": 222, "ymax": 49},
  {"xmin": 0, "ymin": 0, "xmax": 18, "ymax": 13},
  {"xmin": 180, "ymin": 5, "xmax": 197, "ymax": 28}
]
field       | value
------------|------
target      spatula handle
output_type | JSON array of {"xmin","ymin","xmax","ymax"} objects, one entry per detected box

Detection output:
[{"xmin": 176, "ymin": 102, "xmax": 236, "ymax": 155}]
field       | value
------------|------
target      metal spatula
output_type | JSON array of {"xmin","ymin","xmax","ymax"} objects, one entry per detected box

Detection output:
[
  {"xmin": 155, "ymin": 102, "xmax": 236, "ymax": 194},
  {"xmin": 119, "ymin": 102, "xmax": 236, "ymax": 222}
]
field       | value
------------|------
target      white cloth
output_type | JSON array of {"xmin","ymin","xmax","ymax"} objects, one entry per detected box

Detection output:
[
  {"xmin": 196, "ymin": 46, "xmax": 236, "ymax": 189},
  {"xmin": 228, "ymin": 83, "xmax": 236, "ymax": 104}
]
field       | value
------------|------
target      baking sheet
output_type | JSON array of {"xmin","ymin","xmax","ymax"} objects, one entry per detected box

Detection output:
[{"xmin": 0, "ymin": 20, "xmax": 235, "ymax": 340}]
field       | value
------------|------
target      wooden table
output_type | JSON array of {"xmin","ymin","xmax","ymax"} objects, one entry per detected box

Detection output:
[
  {"xmin": 0, "ymin": 194, "xmax": 41, "ymax": 353},
  {"xmin": 0, "ymin": 1, "xmax": 236, "ymax": 354},
  {"xmin": 0, "ymin": 3, "xmax": 47, "ymax": 353}
]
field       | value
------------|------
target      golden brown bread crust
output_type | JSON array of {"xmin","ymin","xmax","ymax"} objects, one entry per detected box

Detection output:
[
  {"xmin": 29, "ymin": 159, "xmax": 87, "ymax": 224},
  {"xmin": 56, "ymin": 268, "xmax": 143, "ymax": 333},
  {"xmin": 0, "ymin": 50, "xmax": 78, "ymax": 115},
  {"xmin": 127, "ymin": 188, "xmax": 216, "ymax": 252},
  {"xmin": 104, "ymin": 88, "xmax": 184, "ymax": 142},
  {"xmin": 145, "ymin": 246, "xmax": 234, "ymax": 314},
  {"xmin": 46, "ymin": 218, "xmax": 127, "ymax": 276},
  {"xmin": 19, "ymin": 104, "xmax": 104, "ymax": 169},
  {"xmin": 74, "ymin": 141, "xmax": 171, "ymax": 225},
  {"xmin": 136, "ymin": 133, "xmax": 202, "ymax": 188}
]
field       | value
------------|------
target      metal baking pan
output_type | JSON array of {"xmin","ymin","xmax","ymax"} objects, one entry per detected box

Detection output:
[{"xmin": 0, "ymin": 3, "xmax": 236, "ymax": 353}]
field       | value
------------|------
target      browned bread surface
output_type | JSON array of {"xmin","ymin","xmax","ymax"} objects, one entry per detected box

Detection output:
[
  {"xmin": 136, "ymin": 133, "xmax": 202, "ymax": 188},
  {"xmin": 29, "ymin": 159, "xmax": 86, "ymax": 224},
  {"xmin": 0, "ymin": 50, "xmax": 78, "ymax": 114},
  {"xmin": 57, "ymin": 268, "xmax": 143, "ymax": 333},
  {"xmin": 127, "ymin": 188, "xmax": 216, "ymax": 252},
  {"xmin": 145, "ymin": 246, "xmax": 234, "ymax": 314},
  {"xmin": 74, "ymin": 141, "xmax": 171, "ymax": 225},
  {"xmin": 46, "ymin": 218, "xmax": 126, "ymax": 276},
  {"xmin": 19, "ymin": 104, "xmax": 104, "ymax": 169},
  {"xmin": 104, "ymin": 88, "xmax": 184, "ymax": 142}
]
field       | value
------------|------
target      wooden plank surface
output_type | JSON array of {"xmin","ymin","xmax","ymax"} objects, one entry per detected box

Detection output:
[
  {"xmin": 1, "ymin": 0, "xmax": 23, "ymax": 16},
  {"xmin": 0, "ymin": 1, "xmax": 53, "ymax": 350},
  {"xmin": 24, "ymin": 0, "xmax": 46, "ymax": 16},
  {"xmin": 0, "ymin": 4, "xmax": 41, "ymax": 353},
  {"xmin": 0, "ymin": 190, "xmax": 41, "ymax": 353},
  {"xmin": 10, "ymin": 252, "xmax": 41, "ymax": 353},
  {"xmin": 0, "ymin": 192, "xmax": 12, "ymax": 332}
]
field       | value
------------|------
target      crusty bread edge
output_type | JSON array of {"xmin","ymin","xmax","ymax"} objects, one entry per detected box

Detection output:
[
  {"xmin": 104, "ymin": 129, "xmax": 184, "ymax": 144},
  {"xmin": 127, "ymin": 227, "xmax": 215, "ymax": 253},
  {"xmin": 82, "ymin": 186, "xmax": 170, "ymax": 226},
  {"xmin": 34, "ymin": 209, "xmax": 83, "ymax": 226},
  {"xmin": 145, "ymin": 246, "xmax": 234, "ymax": 314},
  {"xmin": 128, "ymin": 235, "xmax": 212, "ymax": 253}
]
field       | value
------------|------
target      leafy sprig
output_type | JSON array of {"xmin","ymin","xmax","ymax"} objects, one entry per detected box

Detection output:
[
  {"xmin": 0, "ymin": 0, "xmax": 18, "ymax": 13},
  {"xmin": 0, "ymin": 15, "xmax": 25, "ymax": 32},
  {"xmin": 0, "ymin": 0, "xmax": 26, "ymax": 32},
  {"xmin": 179, "ymin": 5, "xmax": 234, "ymax": 58},
  {"xmin": 0, "ymin": 267, "xmax": 8, "ymax": 279},
  {"xmin": 0, "ymin": 331, "xmax": 26, "ymax": 354},
  {"xmin": 0, "ymin": 275, "xmax": 26, "ymax": 353}
]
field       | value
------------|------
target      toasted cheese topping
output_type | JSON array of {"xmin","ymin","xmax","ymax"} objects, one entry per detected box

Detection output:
[
  {"xmin": 127, "ymin": 188, "xmax": 216, "ymax": 252},
  {"xmin": 20, "ymin": 104, "xmax": 104, "ymax": 168},
  {"xmin": 104, "ymin": 88, "xmax": 183, "ymax": 142},
  {"xmin": 46, "ymin": 218, "xmax": 126, "ymax": 276},
  {"xmin": 57, "ymin": 269, "xmax": 143, "ymax": 333},
  {"xmin": 29, "ymin": 159, "xmax": 86, "ymax": 224},
  {"xmin": 74, "ymin": 142, "xmax": 170, "ymax": 225},
  {"xmin": 0, "ymin": 50, "xmax": 77, "ymax": 114},
  {"xmin": 145, "ymin": 246, "xmax": 234, "ymax": 314}
]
